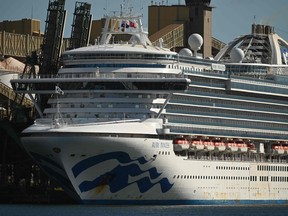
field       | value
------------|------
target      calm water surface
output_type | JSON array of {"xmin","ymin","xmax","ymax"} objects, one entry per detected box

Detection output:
[{"xmin": 1, "ymin": 204, "xmax": 288, "ymax": 216}]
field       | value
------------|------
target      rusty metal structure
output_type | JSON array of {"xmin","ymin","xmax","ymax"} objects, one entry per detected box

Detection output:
[
  {"xmin": 39, "ymin": 0, "xmax": 66, "ymax": 76},
  {"xmin": 70, "ymin": 2, "xmax": 92, "ymax": 49}
]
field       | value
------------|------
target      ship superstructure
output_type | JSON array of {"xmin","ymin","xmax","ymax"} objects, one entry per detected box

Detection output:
[{"xmin": 11, "ymin": 6, "xmax": 288, "ymax": 204}]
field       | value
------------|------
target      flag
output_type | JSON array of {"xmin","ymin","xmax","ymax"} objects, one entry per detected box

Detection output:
[
  {"xmin": 55, "ymin": 86, "xmax": 64, "ymax": 95},
  {"xmin": 121, "ymin": 20, "xmax": 129, "ymax": 28},
  {"xmin": 129, "ymin": 21, "xmax": 137, "ymax": 28}
]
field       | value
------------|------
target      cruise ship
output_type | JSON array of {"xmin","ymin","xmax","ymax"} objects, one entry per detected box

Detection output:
[{"xmin": 11, "ymin": 8, "xmax": 288, "ymax": 205}]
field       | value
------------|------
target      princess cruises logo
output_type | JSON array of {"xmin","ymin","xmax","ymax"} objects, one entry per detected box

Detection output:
[{"xmin": 71, "ymin": 151, "xmax": 174, "ymax": 194}]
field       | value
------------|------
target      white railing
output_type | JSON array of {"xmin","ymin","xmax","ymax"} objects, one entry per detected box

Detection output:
[{"xmin": 14, "ymin": 71, "xmax": 185, "ymax": 80}]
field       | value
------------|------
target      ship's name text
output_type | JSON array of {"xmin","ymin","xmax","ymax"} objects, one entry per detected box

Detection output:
[{"xmin": 152, "ymin": 142, "xmax": 170, "ymax": 148}]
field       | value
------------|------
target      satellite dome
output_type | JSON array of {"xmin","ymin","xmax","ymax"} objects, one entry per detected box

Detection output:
[
  {"xmin": 188, "ymin": 34, "xmax": 203, "ymax": 51},
  {"xmin": 230, "ymin": 47, "xmax": 245, "ymax": 63},
  {"xmin": 179, "ymin": 48, "xmax": 193, "ymax": 56}
]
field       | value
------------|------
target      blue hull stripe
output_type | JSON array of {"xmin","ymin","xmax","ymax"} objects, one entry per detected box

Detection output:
[{"xmin": 82, "ymin": 199, "xmax": 288, "ymax": 205}]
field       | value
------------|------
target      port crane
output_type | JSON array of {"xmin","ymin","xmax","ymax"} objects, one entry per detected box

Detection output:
[{"xmin": 11, "ymin": 0, "xmax": 92, "ymax": 120}]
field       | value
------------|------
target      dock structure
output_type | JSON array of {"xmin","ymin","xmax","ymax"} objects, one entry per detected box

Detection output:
[
  {"xmin": 0, "ymin": 32, "xmax": 43, "ymax": 59},
  {"xmin": 0, "ymin": 31, "xmax": 70, "ymax": 60}
]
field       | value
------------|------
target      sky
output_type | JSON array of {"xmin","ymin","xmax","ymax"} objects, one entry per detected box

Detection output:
[{"xmin": 0, "ymin": 0, "xmax": 287, "ymax": 43}]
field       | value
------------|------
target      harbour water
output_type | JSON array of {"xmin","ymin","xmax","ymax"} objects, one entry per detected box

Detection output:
[{"xmin": 1, "ymin": 204, "xmax": 288, "ymax": 216}]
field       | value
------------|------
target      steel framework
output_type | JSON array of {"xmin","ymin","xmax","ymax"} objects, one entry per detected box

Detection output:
[
  {"xmin": 39, "ymin": 0, "xmax": 66, "ymax": 76},
  {"xmin": 70, "ymin": 2, "xmax": 92, "ymax": 49}
]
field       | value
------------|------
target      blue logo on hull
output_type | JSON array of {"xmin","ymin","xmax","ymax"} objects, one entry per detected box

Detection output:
[{"xmin": 72, "ymin": 151, "xmax": 173, "ymax": 194}]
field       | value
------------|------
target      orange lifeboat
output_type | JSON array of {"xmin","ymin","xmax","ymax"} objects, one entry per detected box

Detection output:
[
  {"xmin": 203, "ymin": 139, "xmax": 215, "ymax": 151},
  {"xmin": 283, "ymin": 144, "xmax": 288, "ymax": 154},
  {"xmin": 214, "ymin": 140, "xmax": 226, "ymax": 152},
  {"xmin": 247, "ymin": 143, "xmax": 256, "ymax": 153},
  {"xmin": 226, "ymin": 141, "xmax": 238, "ymax": 152},
  {"xmin": 238, "ymin": 143, "xmax": 248, "ymax": 152},
  {"xmin": 173, "ymin": 137, "xmax": 190, "ymax": 152},
  {"xmin": 192, "ymin": 139, "xmax": 205, "ymax": 151},
  {"xmin": 272, "ymin": 143, "xmax": 285, "ymax": 154},
  {"xmin": 235, "ymin": 140, "xmax": 248, "ymax": 152}
]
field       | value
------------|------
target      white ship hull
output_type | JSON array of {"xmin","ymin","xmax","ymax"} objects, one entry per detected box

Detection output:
[
  {"xmin": 21, "ymin": 120, "xmax": 288, "ymax": 205},
  {"xmin": 12, "ymin": 5, "xmax": 288, "ymax": 205}
]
